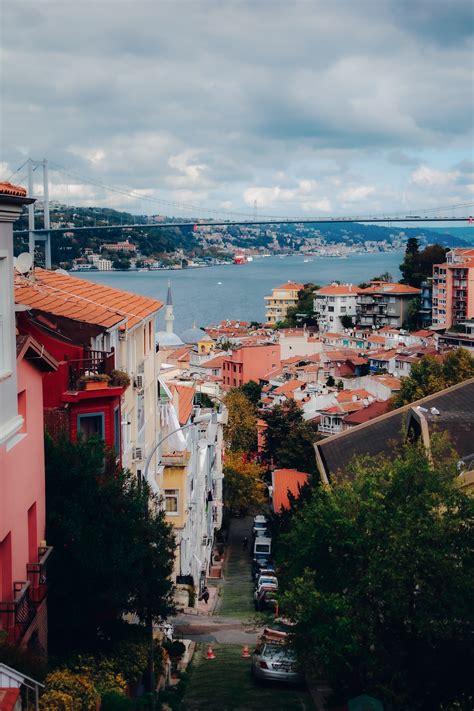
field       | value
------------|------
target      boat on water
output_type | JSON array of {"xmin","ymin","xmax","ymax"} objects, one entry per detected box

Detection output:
[{"xmin": 303, "ymin": 258, "xmax": 313, "ymax": 263}]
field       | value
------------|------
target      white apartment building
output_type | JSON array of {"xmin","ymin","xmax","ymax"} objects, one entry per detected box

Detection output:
[{"xmin": 313, "ymin": 283, "xmax": 359, "ymax": 332}]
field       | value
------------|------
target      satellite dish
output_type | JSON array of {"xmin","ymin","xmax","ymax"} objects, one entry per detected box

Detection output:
[
  {"xmin": 55, "ymin": 268, "xmax": 69, "ymax": 276},
  {"xmin": 16, "ymin": 252, "xmax": 33, "ymax": 274}
]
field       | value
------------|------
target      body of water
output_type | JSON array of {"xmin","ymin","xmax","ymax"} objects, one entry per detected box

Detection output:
[{"xmin": 78, "ymin": 252, "xmax": 404, "ymax": 333}]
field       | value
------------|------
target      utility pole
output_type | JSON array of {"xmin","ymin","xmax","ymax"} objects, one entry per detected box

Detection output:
[
  {"xmin": 27, "ymin": 159, "xmax": 35, "ymax": 259},
  {"xmin": 43, "ymin": 159, "xmax": 51, "ymax": 269}
]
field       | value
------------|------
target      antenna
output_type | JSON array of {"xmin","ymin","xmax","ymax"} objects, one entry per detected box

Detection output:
[{"xmin": 16, "ymin": 252, "xmax": 33, "ymax": 274}]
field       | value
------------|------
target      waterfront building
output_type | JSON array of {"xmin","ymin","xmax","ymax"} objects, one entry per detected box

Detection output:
[
  {"xmin": 432, "ymin": 248, "xmax": 474, "ymax": 329},
  {"xmin": 356, "ymin": 282, "xmax": 421, "ymax": 328},
  {"xmin": 264, "ymin": 281, "xmax": 304, "ymax": 325},
  {"xmin": 101, "ymin": 238, "xmax": 137, "ymax": 253},
  {"xmin": 313, "ymin": 283, "xmax": 359, "ymax": 332},
  {"xmin": 0, "ymin": 183, "xmax": 57, "ymax": 654},
  {"xmin": 15, "ymin": 269, "xmax": 163, "ymax": 483},
  {"xmin": 97, "ymin": 258, "xmax": 112, "ymax": 271}
]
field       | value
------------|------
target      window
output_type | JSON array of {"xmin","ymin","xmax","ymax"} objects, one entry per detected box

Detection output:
[
  {"xmin": 164, "ymin": 489, "xmax": 179, "ymax": 514},
  {"xmin": 27, "ymin": 503, "xmax": 37, "ymax": 563},
  {"xmin": 114, "ymin": 407, "xmax": 120, "ymax": 456},
  {"xmin": 18, "ymin": 390, "xmax": 27, "ymax": 433},
  {"xmin": 0, "ymin": 255, "xmax": 11, "ymax": 377},
  {"xmin": 77, "ymin": 413, "xmax": 104, "ymax": 439}
]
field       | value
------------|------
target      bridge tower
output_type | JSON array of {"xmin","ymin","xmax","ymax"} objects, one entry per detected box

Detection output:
[{"xmin": 27, "ymin": 158, "xmax": 52, "ymax": 269}]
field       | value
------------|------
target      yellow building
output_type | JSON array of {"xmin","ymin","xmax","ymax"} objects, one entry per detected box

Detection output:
[{"xmin": 264, "ymin": 282, "xmax": 304, "ymax": 325}]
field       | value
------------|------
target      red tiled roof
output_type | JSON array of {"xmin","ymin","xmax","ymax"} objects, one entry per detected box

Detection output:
[
  {"xmin": 201, "ymin": 355, "xmax": 226, "ymax": 369},
  {"xmin": 15, "ymin": 269, "xmax": 162, "ymax": 330},
  {"xmin": 359, "ymin": 282, "xmax": 421, "ymax": 295},
  {"xmin": 336, "ymin": 389, "xmax": 371, "ymax": 402},
  {"xmin": 171, "ymin": 384, "xmax": 195, "ymax": 425},
  {"xmin": 273, "ymin": 379, "xmax": 302, "ymax": 396},
  {"xmin": 316, "ymin": 284, "xmax": 359, "ymax": 296},
  {"xmin": 373, "ymin": 375, "xmax": 402, "ymax": 390},
  {"xmin": 0, "ymin": 181, "xmax": 27, "ymax": 197},
  {"xmin": 272, "ymin": 468, "xmax": 309, "ymax": 512},
  {"xmin": 274, "ymin": 282, "xmax": 304, "ymax": 291},
  {"xmin": 323, "ymin": 401, "xmax": 365, "ymax": 414}
]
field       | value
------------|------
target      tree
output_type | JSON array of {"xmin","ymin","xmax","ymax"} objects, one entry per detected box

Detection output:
[
  {"xmin": 263, "ymin": 399, "xmax": 316, "ymax": 474},
  {"xmin": 223, "ymin": 451, "xmax": 266, "ymax": 514},
  {"xmin": 393, "ymin": 348, "xmax": 474, "ymax": 407},
  {"xmin": 223, "ymin": 389, "xmax": 257, "ymax": 452},
  {"xmin": 340, "ymin": 314, "xmax": 354, "ymax": 329},
  {"xmin": 400, "ymin": 241, "xmax": 446, "ymax": 288},
  {"xmin": 239, "ymin": 380, "xmax": 262, "ymax": 406},
  {"xmin": 278, "ymin": 438, "xmax": 474, "ymax": 710},
  {"xmin": 45, "ymin": 435, "xmax": 176, "ymax": 652},
  {"xmin": 326, "ymin": 375, "xmax": 335, "ymax": 387},
  {"xmin": 276, "ymin": 283, "xmax": 320, "ymax": 328},
  {"xmin": 372, "ymin": 271, "xmax": 393, "ymax": 282},
  {"xmin": 112, "ymin": 257, "xmax": 131, "ymax": 270}
]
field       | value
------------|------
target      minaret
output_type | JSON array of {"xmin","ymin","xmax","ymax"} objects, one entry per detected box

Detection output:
[{"xmin": 165, "ymin": 280, "xmax": 174, "ymax": 335}]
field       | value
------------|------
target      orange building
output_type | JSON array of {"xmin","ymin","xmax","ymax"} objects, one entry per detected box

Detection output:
[
  {"xmin": 222, "ymin": 342, "xmax": 281, "ymax": 390},
  {"xmin": 264, "ymin": 282, "xmax": 304, "ymax": 325},
  {"xmin": 432, "ymin": 248, "xmax": 474, "ymax": 328}
]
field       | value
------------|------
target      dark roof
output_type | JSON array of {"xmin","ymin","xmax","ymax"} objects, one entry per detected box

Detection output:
[{"xmin": 315, "ymin": 378, "xmax": 474, "ymax": 483}]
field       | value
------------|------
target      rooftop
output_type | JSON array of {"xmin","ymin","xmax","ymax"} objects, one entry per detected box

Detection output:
[
  {"xmin": 272, "ymin": 468, "xmax": 309, "ymax": 512},
  {"xmin": 15, "ymin": 269, "xmax": 162, "ymax": 330},
  {"xmin": 315, "ymin": 283, "xmax": 359, "ymax": 296}
]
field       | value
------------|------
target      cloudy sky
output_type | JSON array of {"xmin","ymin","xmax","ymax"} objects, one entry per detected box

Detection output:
[{"xmin": 1, "ymin": 0, "xmax": 473, "ymax": 218}]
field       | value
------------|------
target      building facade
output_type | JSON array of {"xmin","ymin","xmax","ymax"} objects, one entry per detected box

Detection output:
[
  {"xmin": 356, "ymin": 282, "xmax": 421, "ymax": 328},
  {"xmin": 432, "ymin": 248, "xmax": 474, "ymax": 329},
  {"xmin": 264, "ymin": 282, "xmax": 304, "ymax": 325},
  {"xmin": 221, "ymin": 342, "xmax": 281, "ymax": 389},
  {"xmin": 0, "ymin": 184, "xmax": 56, "ymax": 654},
  {"xmin": 313, "ymin": 283, "xmax": 359, "ymax": 331}
]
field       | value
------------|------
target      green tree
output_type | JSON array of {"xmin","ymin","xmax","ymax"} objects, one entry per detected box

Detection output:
[
  {"xmin": 239, "ymin": 380, "xmax": 262, "ymax": 406},
  {"xmin": 112, "ymin": 257, "xmax": 131, "ymax": 270},
  {"xmin": 45, "ymin": 435, "xmax": 176, "ymax": 653},
  {"xmin": 263, "ymin": 399, "xmax": 316, "ymax": 474},
  {"xmin": 279, "ymin": 439, "xmax": 474, "ymax": 710},
  {"xmin": 393, "ymin": 348, "xmax": 474, "ymax": 407},
  {"xmin": 326, "ymin": 375, "xmax": 335, "ymax": 387},
  {"xmin": 223, "ymin": 389, "xmax": 257, "ymax": 452},
  {"xmin": 276, "ymin": 283, "xmax": 320, "ymax": 327},
  {"xmin": 340, "ymin": 314, "xmax": 354, "ymax": 329},
  {"xmin": 223, "ymin": 451, "xmax": 266, "ymax": 514},
  {"xmin": 400, "ymin": 241, "xmax": 446, "ymax": 288}
]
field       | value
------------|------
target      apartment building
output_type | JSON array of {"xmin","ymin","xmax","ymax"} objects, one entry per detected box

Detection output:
[
  {"xmin": 0, "ymin": 183, "xmax": 57, "ymax": 654},
  {"xmin": 264, "ymin": 282, "xmax": 304, "ymax": 325},
  {"xmin": 221, "ymin": 342, "xmax": 281, "ymax": 390},
  {"xmin": 356, "ymin": 282, "xmax": 420, "ymax": 328},
  {"xmin": 432, "ymin": 248, "xmax": 474, "ymax": 328},
  {"xmin": 313, "ymin": 283, "xmax": 359, "ymax": 331},
  {"xmin": 156, "ymin": 378, "xmax": 226, "ymax": 601},
  {"xmin": 15, "ymin": 269, "xmax": 163, "ymax": 484}
]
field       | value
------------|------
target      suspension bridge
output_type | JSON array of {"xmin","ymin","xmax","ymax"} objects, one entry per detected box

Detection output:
[{"xmin": 7, "ymin": 158, "xmax": 474, "ymax": 268}]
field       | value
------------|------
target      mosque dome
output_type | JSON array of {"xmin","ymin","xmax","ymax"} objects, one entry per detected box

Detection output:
[
  {"xmin": 181, "ymin": 325, "xmax": 213, "ymax": 345},
  {"xmin": 156, "ymin": 330, "xmax": 184, "ymax": 348}
]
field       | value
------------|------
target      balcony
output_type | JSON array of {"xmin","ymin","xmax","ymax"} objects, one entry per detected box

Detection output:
[
  {"xmin": 161, "ymin": 450, "xmax": 191, "ymax": 467},
  {"xmin": 27, "ymin": 545, "xmax": 53, "ymax": 604},
  {"xmin": 0, "ymin": 582, "xmax": 36, "ymax": 643},
  {"xmin": 67, "ymin": 350, "xmax": 115, "ymax": 391}
]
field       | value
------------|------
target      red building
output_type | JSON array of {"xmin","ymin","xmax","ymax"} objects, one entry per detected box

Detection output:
[{"xmin": 221, "ymin": 342, "xmax": 281, "ymax": 390}]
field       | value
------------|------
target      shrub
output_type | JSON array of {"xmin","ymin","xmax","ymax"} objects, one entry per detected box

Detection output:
[
  {"xmin": 101, "ymin": 691, "xmax": 133, "ymax": 710},
  {"xmin": 42, "ymin": 670, "xmax": 98, "ymax": 711},
  {"xmin": 39, "ymin": 689, "xmax": 74, "ymax": 710},
  {"xmin": 109, "ymin": 370, "xmax": 131, "ymax": 388}
]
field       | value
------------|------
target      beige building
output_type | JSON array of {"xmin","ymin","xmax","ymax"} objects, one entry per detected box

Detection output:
[{"xmin": 264, "ymin": 282, "xmax": 304, "ymax": 325}]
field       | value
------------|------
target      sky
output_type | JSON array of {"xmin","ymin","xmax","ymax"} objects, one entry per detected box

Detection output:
[{"xmin": 1, "ymin": 0, "xmax": 473, "ymax": 219}]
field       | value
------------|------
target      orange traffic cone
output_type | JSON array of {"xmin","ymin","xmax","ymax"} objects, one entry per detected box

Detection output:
[
  {"xmin": 206, "ymin": 644, "xmax": 216, "ymax": 660},
  {"xmin": 241, "ymin": 644, "xmax": 250, "ymax": 658}
]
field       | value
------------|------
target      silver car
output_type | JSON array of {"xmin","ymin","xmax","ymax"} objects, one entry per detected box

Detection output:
[{"xmin": 251, "ymin": 642, "xmax": 304, "ymax": 685}]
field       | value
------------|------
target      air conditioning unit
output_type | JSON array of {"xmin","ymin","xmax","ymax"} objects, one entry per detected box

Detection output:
[
  {"xmin": 133, "ymin": 446, "xmax": 144, "ymax": 461},
  {"xmin": 134, "ymin": 374, "xmax": 144, "ymax": 389}
]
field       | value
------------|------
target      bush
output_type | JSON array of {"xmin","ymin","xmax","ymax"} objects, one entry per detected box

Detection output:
[
  {"xmin": 101, "ymin": 691, "xmax": 133, "ymax": 710},
  {"xmin": 71, "ymin": 655, "xmax": 127, "ymax": 697},
  {"xmin": 109, "ymin": 369, "xmax": 131, "ymax": 388},
  {"xmin": 39, "ymin": 689, "xmax": 74, "ymax": 710},
  {"xmin": 41, "ymin": 670, "xmax": 98, "ymax": 710}
]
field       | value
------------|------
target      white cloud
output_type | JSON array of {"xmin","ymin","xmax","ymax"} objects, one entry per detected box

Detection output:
[
  {"xmin": 411, "ymin": 165, "xmax": 459, "ymax": 187},
  {"xmin": 339, "ymin": 185, "xmax": 376, "ymax": 202}
]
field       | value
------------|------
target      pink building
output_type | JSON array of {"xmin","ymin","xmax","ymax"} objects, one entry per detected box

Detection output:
[
  {"xmin": 0, "ymin": 183, "xmax": 57, "ymax": 654},
  {"xmin": 222, "ymin": 342, "xmax": 281, "ymax": 389},
  {"xmin": 432, "ymin": 248, "xmax": 474, "ymax": 328}
]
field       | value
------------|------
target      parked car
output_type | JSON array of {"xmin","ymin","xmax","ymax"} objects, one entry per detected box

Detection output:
[
  {"xmin": 255, "ymin": 589, "xmax": 278, "ymax": 611},
  {"xmin": 252, "ymin": 556, "xmax": 273, "ymax": 579},
  {"xmin": 254, "ymin": 566, "xmax": 276, "ymax": 580},
  {"xmin": 253, "ymin": 536, "xmax": 271, "ymax": 558},
  {"xmin": 255, "ymin": 574, "xmax": 278, "ymax": 591},
  {"xmin": 252, "ymin": 631, "xmax": 303, "ymax": 685}
]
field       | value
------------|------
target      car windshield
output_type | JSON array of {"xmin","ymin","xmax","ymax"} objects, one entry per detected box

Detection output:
[
  {"xmin": 259, "ymin": 577, "xmax": 277, "ymax": 585},
  {"xmin": 263, "ymin": 644, "xmax": 297, "ymax": 661},
  {"xmin": 254, "ymin": 522, "xmax": 267, "ymax": 529}
]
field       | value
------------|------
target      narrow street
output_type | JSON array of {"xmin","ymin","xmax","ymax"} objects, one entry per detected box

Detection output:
[{"xmin": 175, "ymin": 517, "xmax": 313, "ymax": 710}]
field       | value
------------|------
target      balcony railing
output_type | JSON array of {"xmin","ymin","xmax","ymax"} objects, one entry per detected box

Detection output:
[
  {"xmin": 27, "ymin": 545, "xmax": 53, "ymax": 604},
  {"xmin": 67, "ymin": 349, "xmax": 115, "ymax": 390},
  {"xmin": 0, "ymin": 582, "xmax": 36, "ymax": 643}
]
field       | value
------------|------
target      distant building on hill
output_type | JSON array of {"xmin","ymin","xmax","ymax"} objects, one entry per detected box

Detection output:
[
  {"xmin": 101, "ymin": 238, "xmax": 137, "ymax": 253},
  {"xmin": 264, "ymin": 282, "xmax": 304, "ymax": 325}
]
